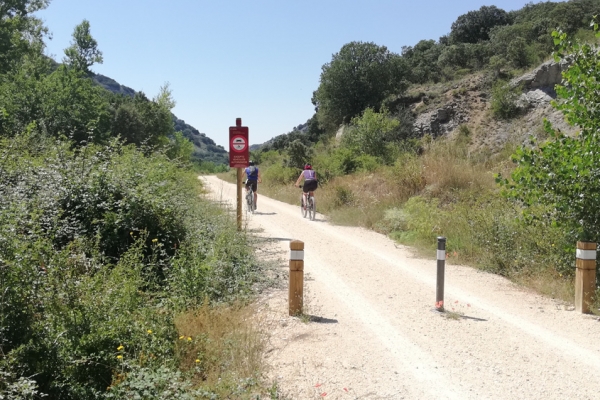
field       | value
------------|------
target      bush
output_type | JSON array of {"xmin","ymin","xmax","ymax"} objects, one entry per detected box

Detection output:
[
  {"xmin": 333, "ymin": 186, "xmax": 355, "ymax": 207},
  {"xmin": 106, "ymin": 365, "xmax": 204, "ymax": 400},
  {"xmin": 0, "ymin": 131, "xmax": 265, "ymax": 398},
  {"xmin": 344, "ymin": 108, "xmax": 400, "ymax": 162},
  {"xmin": 261, "ymin": 164, "xmax": 298, "ymax": 186},
  {"xmin": 491, "ymin": 80, "xmax": 521, "ymax": 119}
]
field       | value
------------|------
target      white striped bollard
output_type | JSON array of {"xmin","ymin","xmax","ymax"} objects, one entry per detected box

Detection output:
[
  {"xmin": 435, "ymin": 237, "xmax": 446, "ymax": 311},
  {"xmin": 575, "ymin": 241, "xmax": 596, "ymax": 314},
  {"xmin": 289, "ymin": 240, "xmax": 304, "ymax": 316}
]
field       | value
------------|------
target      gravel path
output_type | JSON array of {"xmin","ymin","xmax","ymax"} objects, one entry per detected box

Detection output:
[{"xmin": 202, "ymin": 176, "xmax": 600, "ymax": 400}]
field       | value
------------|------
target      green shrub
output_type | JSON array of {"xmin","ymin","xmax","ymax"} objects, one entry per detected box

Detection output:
[
  {"xmin": 490, "ymin": 80, "xmax": 521, "ymax": 119},
  {"xmin": 333, "ymin": 186, "xmax": 355, "ymax": 207},
  {"xmin": 384, "ymin": 153, "xmax": 425, "ymax": 200},
  {"xmin": 106, "ymin": 365, "xmax": 205, "ymax": 399},
  {"xmin": 261, "ymin": 164, "xmax": 298, "ymax": 186},
  {"xmin": 0, "ymin": 131, "xmax": 264, "ymax": 398},
  {"xmin": 328, "ymin": 147, "xmax": 359, "ymax": 175},
  {"xmin": 355, "ymin": 154, "xmax": 380, "ymax": 172}
]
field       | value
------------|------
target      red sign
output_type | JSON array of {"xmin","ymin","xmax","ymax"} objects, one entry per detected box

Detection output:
[{"xmin": 229, "ymin": 118, "xmax": 249, "ymax": 168}]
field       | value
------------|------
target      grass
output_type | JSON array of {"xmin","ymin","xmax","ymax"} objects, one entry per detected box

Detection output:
[{"xmin": 175, "ymin": 301, "xmax": 266, "ymax": 397}]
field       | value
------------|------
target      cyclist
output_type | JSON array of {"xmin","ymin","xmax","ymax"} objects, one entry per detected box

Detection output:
[
  {"xmin": 295, "ymin": 163, "xmax": 318, "ymax": 209},
  {"xmin": 244, "ymin": 161, "xmax": 261, "ymax": 210}
]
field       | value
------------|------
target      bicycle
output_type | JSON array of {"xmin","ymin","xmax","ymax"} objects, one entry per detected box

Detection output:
[
  {"xmin": 245, "ymin": 184, "xmax": 255, "ymax": 214},
  {"xmin": 299, "ymin": 187, "xmax": 316, "ymax": 221}
]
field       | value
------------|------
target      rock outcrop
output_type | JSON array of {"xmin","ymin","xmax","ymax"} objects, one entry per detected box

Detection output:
[
  {"xmin": 413, "ymin": 101, "xmax": 471, "ymax": 137},
  {"xmin": 510, "ymin": 59, "xmax": 570, "ymax": 91},
  {"xmin": 512, "ymin": 59, "xmax": 571, "ymax": 111}
]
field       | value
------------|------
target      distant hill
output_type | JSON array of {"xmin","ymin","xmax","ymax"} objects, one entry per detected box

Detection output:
[
  {"xmin": 92, "ymin": 74, "xmax": 136, "ymax": 97},
  {"xmin": 250, "ymin": 121, "xmax": 311, "ymax": 152},
  {"xmin": 92, "ymin": 73, "xmax": 228, "ymax": 164},
  {"xmin": 172, "ymin": 116, "xmax": 228, "ymax": 164}
]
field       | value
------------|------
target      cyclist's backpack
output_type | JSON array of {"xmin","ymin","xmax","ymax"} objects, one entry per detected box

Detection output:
[{"xmin": 248, "ymin": 166, "xmax": 258, "ymax": 178}]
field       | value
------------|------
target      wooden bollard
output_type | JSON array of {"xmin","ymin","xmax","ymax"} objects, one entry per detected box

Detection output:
[
  {"xmin": 575, "ymin": 241, "xmax": 597, "ymax": 313},
  {"xmin": 289, "ymin": 240, "xmax": 304, "ymax": 316}
]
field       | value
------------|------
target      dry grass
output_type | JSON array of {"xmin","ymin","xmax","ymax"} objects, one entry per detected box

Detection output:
[
  {"xmin": 175, "ymin": 301, "xmax": 267, "ymax": 396},
  {"xmin": 511, "ymin": 270, "xmax": 576, "ymax": 306}
]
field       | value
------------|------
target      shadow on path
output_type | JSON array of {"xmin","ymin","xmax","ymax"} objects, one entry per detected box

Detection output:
[
  {"xmin": 307, "ymin": 315, "xmax": 339, "ymax": 324},
  {"xmin": 460, "ymin": 315, "xmax": 488, "ymax": 322}
]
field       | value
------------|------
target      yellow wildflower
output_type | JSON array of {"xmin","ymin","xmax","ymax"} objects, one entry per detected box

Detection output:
[
  {"xmin": 195, "ymin": 359, "xmax": 200, "ymax": 363},
  {"xmin": 117, "ymin": 355, "xmax": 123, "ymax": 359},
  {"xmin": 187, "ymin": 336, "xmax": 192, "ymax": 341},
  {"xmin": 117, "ymin": 345, "xmax": 124, "ymax": 351},
  {"xmin": 147, "ymin": 329, "xmax": 153, "ymax": 334},
  {"xmin": 179, "ymin": 335, "xmax": 185, "ymax": 340},
  {"xmin": 152, "ymin": 238, "xmax": 158, "ymax": 243}
]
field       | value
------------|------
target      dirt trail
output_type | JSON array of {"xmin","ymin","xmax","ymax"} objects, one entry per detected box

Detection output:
[{"xmin": 201, "ymin": 176, "xmax": 600, "ymax": 400}]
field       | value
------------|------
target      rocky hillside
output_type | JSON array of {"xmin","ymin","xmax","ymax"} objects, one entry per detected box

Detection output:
[
  {"xmin": 255, "ymin": 59, "xmax": 575, "ymax": 160},
  {"xmin": 400, "ymin": 59, "xmax": 575, "ymax": 153},
  {"xmin": 92, "ymin": 74, "xmax": 228, "ymax": 164}
]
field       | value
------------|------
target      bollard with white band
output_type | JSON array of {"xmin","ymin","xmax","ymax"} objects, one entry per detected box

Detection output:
[
  {"xmin": 435, "ymin": 237, "xmax": 446, "ymax": 312},
  {"xmin": 575, "ymin": 241, "xmax": 596, "ymax": 313},
  {"xmin": 289, "ymin": 240, "xmax": 304, "ymax": 316}
]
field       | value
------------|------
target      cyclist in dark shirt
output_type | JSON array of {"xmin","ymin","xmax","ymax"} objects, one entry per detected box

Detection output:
[{"xmin": 244, "ymin": 161, "xmax": 261, "ymax": 210}]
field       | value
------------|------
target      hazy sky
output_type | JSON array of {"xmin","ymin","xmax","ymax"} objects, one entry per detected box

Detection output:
[{"xmin": 36, "ymin": 0, "xmax": 546, "ymax": 148}]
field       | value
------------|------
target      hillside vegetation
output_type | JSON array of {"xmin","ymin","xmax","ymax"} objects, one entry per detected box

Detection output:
[
  {"xmin": 245, "ymin": 0, "xmax": 600, "ymax": 309},
  {"xmin": 92, "ymin": 73, "xmax": 229, "ymax": 165},
  {"xmin": 1, "ymin": 1, "xmax": 272, "ymax": 398}
]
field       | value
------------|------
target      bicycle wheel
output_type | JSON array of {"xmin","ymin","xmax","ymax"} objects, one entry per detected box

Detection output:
[
  {"xmin": 301, "ymin": 195, "xmax": 307, "ymax": 218},
  {"xmin": 246, "ymin": 190, "xmax": 254, "ymax": 213},
  {"xmin": 308, "ymin": 196, "xmax": 316, "ymax": 221}
]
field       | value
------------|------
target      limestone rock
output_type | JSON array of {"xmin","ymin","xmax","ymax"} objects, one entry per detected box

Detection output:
[{"xmin": 510, "ymin": 59, "xmax": 570, "ymax": 90}]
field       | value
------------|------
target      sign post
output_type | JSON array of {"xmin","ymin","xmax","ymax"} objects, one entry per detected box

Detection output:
[{"xmin": 229, "ymin": 118, "xmax": 249, "ymax": 231}]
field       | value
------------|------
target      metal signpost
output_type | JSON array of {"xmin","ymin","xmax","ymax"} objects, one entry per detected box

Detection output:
[{"xmin": 229, "ymin": 118, "xmax": 249, "ymax": 231}]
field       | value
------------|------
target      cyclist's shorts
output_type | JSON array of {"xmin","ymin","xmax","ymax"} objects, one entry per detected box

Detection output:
[
  {"xmin": 302, "ymin": 180, "xmax": 318, "ymax": 193},
  {"xmin": 245, "ymin": 180, "xmax": 257, "ymax": 192}
]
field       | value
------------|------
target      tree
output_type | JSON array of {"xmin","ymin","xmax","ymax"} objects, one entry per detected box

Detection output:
[
  {"xmin": 402, "ymin": 40, "xmax": 443, "ymax": 83},
  {"xmin": 305, "ymin": 113, "xmax": 326, "ymax": 143},
  {"xmin": 109, "ymin": 91, "xmax": 174, "ymax": 147},
  {"xmin": 343, "ymin": 107, "xmax": 400, "ymax": 161},
  {"xmin": 285, "ymin": 139, "xmax": 312, "ymax": 169},
  {"xmin": 450, "ymin": 5, "xmax": 510, "ymax": 44},
  {"xmin": 40, "ymin": 65, "xmax": 111, "ymax": 143},
  {"xmin": 501, "ymin": 25, "xmax": 600, "ymax": 241},
  {"xmin": 549, "ymin": 0, "xmax": 600, "ymax": 35},
  {"xmin": 312, "ymin": 41, "xmax": 407, "ymax": 131},
  {"xmin": 0, "ymin": 0, "xmax": 49, "ymax": 73},
  {"xmin": 63, "ymin": 19, "xmax": 103, "ymax": 73},
  {"xmin": 507, "ymin": 36, "xmax": 531, "ymax": 68}
]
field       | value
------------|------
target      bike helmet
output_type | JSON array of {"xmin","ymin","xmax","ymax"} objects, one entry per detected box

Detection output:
[
  {"xmin": 249, "ymin": 160, "xmax": 255, "ymax": 166},
  {"xmin": 304, "ymin": 163, "xmax": 312, "ymax": 170}
]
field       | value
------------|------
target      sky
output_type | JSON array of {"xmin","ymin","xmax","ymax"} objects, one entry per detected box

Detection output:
[{"xmin": 36, "ymin": 0, "xmax": 546, "ymax": 149}]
